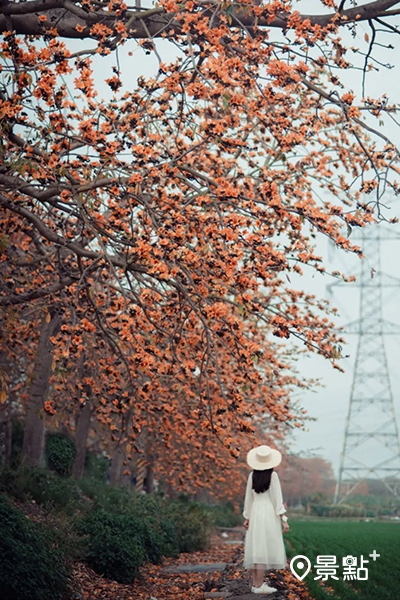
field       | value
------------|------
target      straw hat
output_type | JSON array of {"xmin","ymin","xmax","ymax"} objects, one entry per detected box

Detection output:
[{"xmin": 247, "ymin": 445, "xmax": 282, "ymax": 470}]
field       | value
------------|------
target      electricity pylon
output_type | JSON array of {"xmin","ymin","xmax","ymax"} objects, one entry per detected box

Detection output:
[{"xmin": 330, "ymin": 224, "xmax": 400, "ymax": 504}]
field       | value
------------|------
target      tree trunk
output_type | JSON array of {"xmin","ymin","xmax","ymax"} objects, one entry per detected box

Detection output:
[
  {"xmin": 4, "ymin": 417, "xmax": 12, "ymax": 463},
  {"xmin": 72, "ymin": 400, "xmax": 93, "ymax": 479},
  {"xmin": 0, "ymin": 354, "xmax": 14, "ymax": 466},
  {"xmin": 0, "ymin": 415, "xmax": 12, "ymax": 467},
  {"xmin": 22, "ymin": 310, "xmax": 60, "ymax": 467},
  {"xmin": 144, "ymin": 461, "xmax": 155, "ymax": 494},
  {"xmin": 133, "ymin": 452, "xmax": 147, "ymax": 493},
  {"xmin": 110, "ymin": 444, "xmax": 125, "ymax": 486}
]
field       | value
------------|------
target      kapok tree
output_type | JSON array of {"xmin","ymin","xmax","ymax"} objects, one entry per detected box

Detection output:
[
  {"xmin": 42, "ymin": 286, "xmax": 312, "ymax": 496},
  {"xmin": 1, "ymin": 0, "xmax": 400, "ymax": 488}
]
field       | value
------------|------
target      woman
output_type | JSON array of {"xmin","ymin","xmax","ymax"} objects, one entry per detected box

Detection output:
[{"xmin": 243, "ymin": 445, "xmax": 289, "ymax": 594}]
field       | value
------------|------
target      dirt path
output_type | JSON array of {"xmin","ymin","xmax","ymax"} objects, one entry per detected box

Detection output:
[
  {"xmin": 72, "ymin": 527, "xmax": 312, "ymax": 600},
  {"xmin": 201, "ymin": 530, "xmax": 312, "ymax": 600},
  {"xmin": 72, "ymin": 529, "xmax": 240, "ymax": 600}
]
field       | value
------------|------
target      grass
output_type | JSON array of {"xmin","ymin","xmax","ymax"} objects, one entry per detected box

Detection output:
[{"xmin": 285, "ymin": 519, "xmax": 400, "ymax": 600}]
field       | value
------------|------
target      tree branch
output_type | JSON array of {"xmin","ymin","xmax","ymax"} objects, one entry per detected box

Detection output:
[
  {"xmin": 1, "ymin": 0, "xmax": 400, "ymax": 38},
  {"xmin": 0, "ymin": 276, "xmax": 75, "ymax": 306},
  {"xmin": 0, "ymin": 193, "xmax": 147, "ymax": 275}
]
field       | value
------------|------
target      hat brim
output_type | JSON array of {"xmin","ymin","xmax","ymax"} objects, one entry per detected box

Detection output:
[{"xmin": 247, "ymin": 447, "xmax": 282, "ymax": 470}]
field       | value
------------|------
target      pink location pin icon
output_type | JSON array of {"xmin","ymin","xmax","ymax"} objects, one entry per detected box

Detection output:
[{"xmin": 290, "ymin": 555, "xmax": 311, "ymax": 581}]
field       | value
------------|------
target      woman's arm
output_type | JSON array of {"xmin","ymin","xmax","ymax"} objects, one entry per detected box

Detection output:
[
  {"xmin": 270, "ymin": 471, "xmax": 286, "ymax": 515},
  {"xmin": 270, "ymin": 471, "xmax": 289, "ymax": 531},
  {"xmin": 243, "ymin": 471, "xmax": 254, "ymax": 522}
]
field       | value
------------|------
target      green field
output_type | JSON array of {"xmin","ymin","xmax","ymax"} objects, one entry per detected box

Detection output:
[{"xmin": 285, "ymin": 520, "xmax": 400, "ymax": 600}]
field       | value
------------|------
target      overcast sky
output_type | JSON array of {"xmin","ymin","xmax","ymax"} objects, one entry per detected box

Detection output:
[
  {"xmin": 281, "ymin": 2, "xmax": 400, "ymax": 475},
  {"xmin": 290, "ymin": 220, "xmax": 400, "ymax": 475}
]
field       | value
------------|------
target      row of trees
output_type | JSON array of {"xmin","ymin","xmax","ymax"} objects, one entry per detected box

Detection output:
[
  {"xmin": 1, "ymin": 0, "xmax": 400, "ymax": 498},
  {"xmin": 281, "ymin": 456, "xmax": 335, "ymax": 507}
]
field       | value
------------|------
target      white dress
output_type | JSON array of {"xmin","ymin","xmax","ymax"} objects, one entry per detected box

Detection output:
[{"xmin": 242, "ymin": 470, "xmax": 287, "ymax": 570}]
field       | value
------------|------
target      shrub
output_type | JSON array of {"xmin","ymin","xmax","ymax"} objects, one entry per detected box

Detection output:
[
  {"xmin": 310, "ymin": 503, "xmax": 365, "ymax": 518},
  {"xmin": 206, "ymin": 501, "xmax": 242, "ymax": 528},
  {"xmin": 84, "ymin": 452, "xmax": 109, "ymax": 482},
  {"xmin": 165, "ymin": 496, "xmax": 212, "ymax": 552},
  {"xmin": 133, "ymin": 494, "xmax": 181, "ymax": 557},
  {"xmin": 45, "ymin": 432, "xmax": 76, "ymax": 477},
  {"xmin": 0, "ymin": 466, "xmax": 81, "ymax": 511},
  {"xmin": 87, "ymin": 527, "xmax": 144, "ymax": 583},
  {"xmin": 158, "ymin": 516, "xmax": 180, "ymax": 557},
  {"xmin": 77, "ymin": 510, "xmax": 148, "ymax": 582},
  {"xmin": 0, "ymin": 494, "xmax": 70, "ymax": 600},
  {"xmin": 78, "ymin": 479, "xmax": 134, "ymax": 513},
  {"xmin": 104, "ymin": 491, "xmax": 181, "ymax": 559},
  {"xmin": 76, "ymin": 497, "xmax": 191, "ymax": 583},
  {"xmin": 129, "ymin": 493, "xmax": 211, "ymax": 554},
  {"xmin": 1, "ymin": 465, "xmax": 212, "ymax": 585}
]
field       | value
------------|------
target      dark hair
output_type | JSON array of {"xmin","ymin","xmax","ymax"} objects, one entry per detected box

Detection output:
[{"xmin": 252, "ymin": 468, "xmax": 273, "ymax": 493}]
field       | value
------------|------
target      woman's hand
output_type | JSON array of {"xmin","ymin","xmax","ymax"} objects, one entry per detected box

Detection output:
[
  {"xmin": 244, "ymin": 519, "xmax": 249, "ymax": 530},
  {"xmin": 282, "ymin": 521, "xmax": 290, "ymax": 533}
]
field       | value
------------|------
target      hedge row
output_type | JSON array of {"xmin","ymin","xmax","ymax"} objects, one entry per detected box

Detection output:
[
  {"xmin": 310, "ymin": 504, "xmax": 377, "ymax": 518},
  {"xmin": 76, "ymin": 495, "xmax": 212, "ymax": 583},
  {"xmin": 0, "ymin": 466, "xmax": 214, "ymax": 596},
  {"xmin": 0, "ymin": 494, "xmax": 71, "ymax": 600}
]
